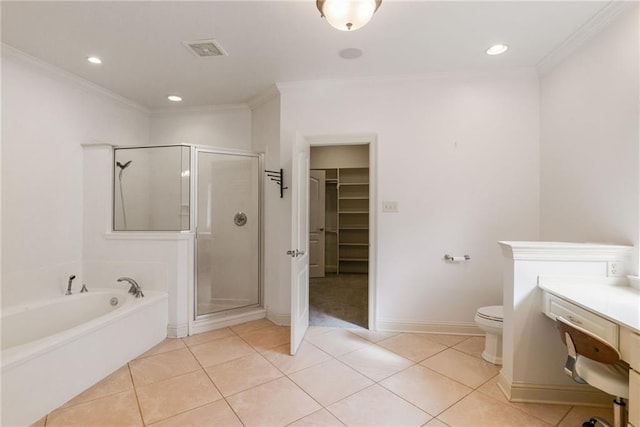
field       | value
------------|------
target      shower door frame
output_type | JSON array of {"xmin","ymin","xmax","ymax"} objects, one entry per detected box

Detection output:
[{"xmin": 192, "ymin": 146, "xmax": 265, "ymax": 323}]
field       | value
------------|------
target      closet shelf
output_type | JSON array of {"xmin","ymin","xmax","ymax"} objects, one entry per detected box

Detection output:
[
  {"xmin": 339, "ymin": 243, "xmax": 368, "ymax": 246},
  {"xmin": 339, "ymin": 196, "xmax": 369, "ymax": 200},
  {"xmin": 339, "ymin": 258, "xmax": 368, "ymax": 262},
  {"xmin": 339, "ymin": 182, "xmax": 369, "ymax": 186},
  {"xmin": 339, "ymin": 210, "xmax": 368, "ymax": 214},
  {"xmin": 339, "ymin": 225, "xmax": 368, "ymax": 230}
]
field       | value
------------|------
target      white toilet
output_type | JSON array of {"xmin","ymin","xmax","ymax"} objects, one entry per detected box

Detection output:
[{"xmin": 474, "ymin": 305, "xmax": 503, "ymax": 365}]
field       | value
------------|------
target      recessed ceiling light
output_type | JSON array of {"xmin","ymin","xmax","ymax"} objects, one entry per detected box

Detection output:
[
  {"xmin": 486, "ymin": 44, "xmax": 508, "ymax": 56},
  {"xmin": 167, "ymin": 95, "xmax": 183, "ymax": 102},
  {"xmin": 339, "ymin": 48, "xmax": 364, "ymax": 60},
  {"xmin": 87, "ymin": 56, "xmax": 102, "ymax": 64}
]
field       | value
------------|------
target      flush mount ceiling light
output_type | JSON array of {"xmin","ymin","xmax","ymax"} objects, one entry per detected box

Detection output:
[
  {"xmin": 87, "ymin": 56, "xmax": 102, "ymax": 64},
  {"xmin": 317, "ymin": 0, "xmax": 382, "ymax": 31},
  {"xmin": 167, "ymin": 95, "xmax": 183, "ymax": 102},
  {"xmin": 486, "ymin": 44, "xmax": 509, "ymax": 55}
]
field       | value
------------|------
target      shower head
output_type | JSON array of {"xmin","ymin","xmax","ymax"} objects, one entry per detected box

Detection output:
[{"xmin": 116, "ymin": 160, "xmax": 132, "ymax": 170}]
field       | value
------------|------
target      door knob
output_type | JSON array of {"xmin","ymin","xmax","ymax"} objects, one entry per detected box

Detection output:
[{"xmin": 286, "ymin": 249, "xmax": 306, "ymax": 258}]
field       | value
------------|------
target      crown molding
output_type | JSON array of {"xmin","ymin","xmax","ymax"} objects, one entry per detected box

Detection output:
[
  {"xmin": 247, "ymin": 84, "xmax": 280, "ymax": 110},
  {"xmin": 276, "ymin": 67, "xmax": 537, "ymax": 95},
  {"xmin": 537, "ymin": 1, "xmax": 637, "ymax": 74},
  {"xmin": 2, "ymin": 43, "xmax": 149, "ymax": 114},
  {"xmin": 149, "ymin": 103, "xmax": 250, "ymax": 116}
]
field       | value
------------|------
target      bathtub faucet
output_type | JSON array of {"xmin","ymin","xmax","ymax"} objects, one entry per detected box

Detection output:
[
  {"xmin": 66, "ymin": 275, "xmax": 76, "ymax": 295},
  {"xmin": 117, "ymin": 277, "xmax": 144, "ymax": 298}
]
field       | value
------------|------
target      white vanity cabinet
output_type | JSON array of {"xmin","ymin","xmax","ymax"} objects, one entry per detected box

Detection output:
[
  {"xmin": 621, "ymin": 328, "xmax": 640, "ymax": 426},
  {"xmin": 539, "ymin": 277, "xmax": 640, "ymax": 427}
]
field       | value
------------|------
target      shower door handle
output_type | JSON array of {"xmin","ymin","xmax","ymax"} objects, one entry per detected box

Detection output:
[{"xmin": 286, "ymin": 249, "xmax": 305, "ymax": 258}]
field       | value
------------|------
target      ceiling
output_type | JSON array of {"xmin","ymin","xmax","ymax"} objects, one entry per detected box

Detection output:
[{"xmin": 1, "ymin": 1, "xmax": 612, "ymax": 109}]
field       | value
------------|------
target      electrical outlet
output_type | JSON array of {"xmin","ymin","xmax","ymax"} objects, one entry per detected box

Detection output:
[
  {"xmin": 608, "ymin": 261, "xmax": 623, "ymax": 277},
  {"xmin": 382, "ymin": 201, "xmax": 399, "ymax": 212}
]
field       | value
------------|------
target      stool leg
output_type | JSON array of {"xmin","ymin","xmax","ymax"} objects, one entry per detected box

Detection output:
[{"xmin": 613, "ymin": 398, "xmax": 626, "ymax": 427}]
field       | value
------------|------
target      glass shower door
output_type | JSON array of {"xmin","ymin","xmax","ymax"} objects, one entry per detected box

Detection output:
[{"xmin": 196, "ymin": 151, "xmax": 261, "ymax": 317}]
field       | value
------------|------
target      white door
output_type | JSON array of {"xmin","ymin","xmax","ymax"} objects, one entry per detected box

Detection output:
[
  {"xmin": 309, "ymin": 170, "xmax": 326, "ymax": 278},
  {"xmin": 290, "ymin": 133, "xmax": 310, "ymax": 355}
]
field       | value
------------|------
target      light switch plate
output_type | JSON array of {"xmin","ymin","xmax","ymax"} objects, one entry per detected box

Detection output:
[{"xmin": 382, "ymin": 201, "xmax": 399, "ymax": 212}]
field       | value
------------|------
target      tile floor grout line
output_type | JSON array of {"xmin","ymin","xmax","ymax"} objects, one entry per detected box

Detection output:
[
  {"xmin": 129, "ymin": 347, "xmax": 203, "ymax": 389},
  {"xmin": 419, "ymin": 362, "xmax": 494, "ymax": 391},
  {"xmin": 127, "ymin": 361, "xmax": 148, "ymax": 426},
  {"xmin": 417, "ymin": 350, "xmax": 500, "ymax": 389},
  {"xmin": 554, "ymin": 405, "xmax": 576, "ymax": 427},
  {"xmin": 474, "ymin": 387, "xmax": 562, "ymax": 427},
  {"xmin": 154, "ymin": 341, "xmax": 246, "ymax": 426},
  {"xmin": 374, "ymin": 379, "xmax": 440, "ymax": 420},
  {"xmin": 283, "ymin": 349, "xmax": 385, "ymax": 420},
  {"xmin": 183, "ymin": 338, "xmax": 226, "ymax": 398},
  {"xmin": 222, "ymin": 394, "xmax": 247, "ymax": 427},
  {"xmin": 182, "ymin": 326, "xmax": 239, "ymax": 348}
]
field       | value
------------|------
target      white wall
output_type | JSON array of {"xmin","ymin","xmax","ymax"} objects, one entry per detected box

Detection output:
[
  {"xmin": 540, "ymin": 5, "xmax": 640, "ymax": 273},
  {"xmin": 275, "ymin": 71, "xmax": 541, "ymax": 327},
  {"xmin": 250, "ymin": 93, "xmax": 283, "ymax": 322},
  {"xmin": 1, "ymin": 48, "xmax": 149, "ymax": 308},
  {"xmin": 150, "ymin": 106, "xmax": 252, "ymax": 149}
]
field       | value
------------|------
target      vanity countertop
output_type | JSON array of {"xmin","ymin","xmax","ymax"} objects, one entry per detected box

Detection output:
[{"xmin": 538, "ymin": 276, "xmax": 640, "ymax": 333}]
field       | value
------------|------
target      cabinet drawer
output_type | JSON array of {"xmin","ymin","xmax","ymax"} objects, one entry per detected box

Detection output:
[
  {"xmin": 630, "ymin": 332, "xmax": 640, "ymax": 371},
  {"xmin": 620, "ymin": 328, "xmax": 640, "ymax": 369},
  {"xmin": 630, "ymin": 370, "xmax": 640, "ymax": 427},
  {"xmin": 542, "ymin": 292, "xmax": 619, "ymax": 348}
]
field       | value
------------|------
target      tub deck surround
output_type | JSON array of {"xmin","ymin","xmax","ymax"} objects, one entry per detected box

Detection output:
[
  {"xmin": 2, "ymin": 289, "xmax": 142, "ymax": 353},
  {"xmin": 1, "ymin": 289, "xmax": 168, "ymax": 426},
  {"xmin": 498, "ymin": 241, "xmax": 634, "ymax": 406}
]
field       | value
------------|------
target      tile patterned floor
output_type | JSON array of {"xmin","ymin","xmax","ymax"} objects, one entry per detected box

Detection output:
[{"xmin": 32, "ymin": 319, "xmax": 613, "ymax": 427}]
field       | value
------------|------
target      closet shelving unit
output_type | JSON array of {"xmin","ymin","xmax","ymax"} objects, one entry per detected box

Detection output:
[
  {"xmin": 337, "ymin": 168, "xmax": 369, "ymax": 274},
  {"xmin": 324, "ymin": 169, "xmax": 339, "ymax": 273}
]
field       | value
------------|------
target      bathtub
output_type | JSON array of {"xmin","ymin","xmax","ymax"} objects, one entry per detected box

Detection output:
[{"xmin": 1, "ymin": 288, "xmax": 168, "ymax": 426}]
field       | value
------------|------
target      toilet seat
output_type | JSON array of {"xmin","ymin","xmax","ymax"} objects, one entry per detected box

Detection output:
[{"xmin": 476, "ymin": 305, "xmax": 503, "ymax": 323}]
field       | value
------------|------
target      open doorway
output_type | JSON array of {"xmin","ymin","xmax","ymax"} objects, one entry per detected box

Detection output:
[{"xmin": 308, "ymin": 144, "xmax": 370, "ymax": 328}]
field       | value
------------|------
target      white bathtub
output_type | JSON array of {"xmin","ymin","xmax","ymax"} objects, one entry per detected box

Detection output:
[{"xmin": 1, "ymin": 288, "xmax": 168, "ymax": 426}]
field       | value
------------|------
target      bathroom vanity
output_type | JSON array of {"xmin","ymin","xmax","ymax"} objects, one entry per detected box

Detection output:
[{"xmin": 538, "ymin": 276, "xmax": 640, "ymax": 427}]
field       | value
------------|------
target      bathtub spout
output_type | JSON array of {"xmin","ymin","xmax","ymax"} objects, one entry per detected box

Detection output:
[
  {"xmin": 66, "ymin": 275, "xmax": 76, "ymax": 295},
  {"xmin": 117, "ymin": 277, "xmax": 144, "ymax": 298}
]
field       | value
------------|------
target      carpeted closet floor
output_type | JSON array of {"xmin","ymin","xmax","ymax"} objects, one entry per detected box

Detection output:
[{"xmin": 309, "ymin": 273, "xmax": 368, "ymax": 328}]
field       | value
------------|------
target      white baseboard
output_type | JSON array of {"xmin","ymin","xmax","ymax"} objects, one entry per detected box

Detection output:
[
  {"xmin": 376, "ymin": 319, "xmax": 483, "ymax": 335},
  {"xmin": 267, "ymin": 311, "xmax": 290, "ymax": 326},
  {"xmin": 190, "ymin": 308, "xmax": 266, "ymax": 335},
  {"xmin": 167, "ymin": 322, "xmax": 189, "ymax": 338},
  {"xmin": 498, "ymin": 372, "xmax": 611, "ymax": 407}
]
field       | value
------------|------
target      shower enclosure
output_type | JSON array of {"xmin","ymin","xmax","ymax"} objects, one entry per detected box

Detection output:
[
  {"xmin": 112, "ymin": 145, "xmax": 263, "ymax": 322},
  {"xmin": 195, "ymin": 149, "xmax": 262, "ymax": 318}
]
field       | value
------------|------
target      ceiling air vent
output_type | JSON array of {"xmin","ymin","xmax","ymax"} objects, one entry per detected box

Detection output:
[{"xmin": 183, "ymin": 40, "xmax": 227, "ymax": 57}]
